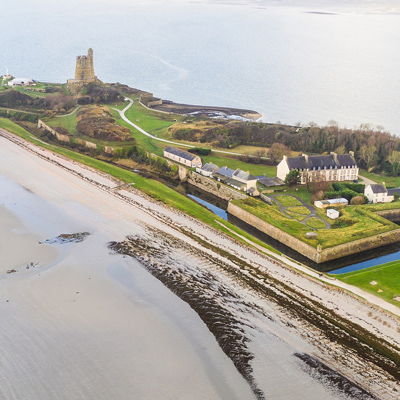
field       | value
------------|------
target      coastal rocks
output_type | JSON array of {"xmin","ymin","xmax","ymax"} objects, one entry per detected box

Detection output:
[{"xmin": 40, "ymin": 232, "xmax": 90, "ymax": 245}]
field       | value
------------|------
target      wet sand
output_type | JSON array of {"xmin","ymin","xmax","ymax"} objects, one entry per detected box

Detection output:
[
  {"xmin": 0, "ymin": 140, "xmax": 253, "ymax": 399},
  {"xmin": 0, "ymin": 130, "xmax": 400, "ymax": 399}
]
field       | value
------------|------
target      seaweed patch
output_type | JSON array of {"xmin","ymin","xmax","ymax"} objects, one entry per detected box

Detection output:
[{"xmin": 40, "ymin": 232, "xmax": 90, "ymax": 245}]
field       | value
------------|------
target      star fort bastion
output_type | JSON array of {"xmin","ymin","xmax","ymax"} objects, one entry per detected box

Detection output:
[{"xmin": 68, "ymin": 48, "xmax": 97, "ymax": 84}]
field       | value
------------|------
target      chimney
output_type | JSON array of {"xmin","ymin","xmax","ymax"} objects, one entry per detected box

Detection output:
[
  {"xmin": 330, "ymin": 151, "xmax": 338, "ymax": 162},
  {"xmin": 302, "ymin": 153, "xmax": 309, "ymax": 162},
  {"xmin": 349, "ymin": 151, "xmax": 354, "ymax": 158}
]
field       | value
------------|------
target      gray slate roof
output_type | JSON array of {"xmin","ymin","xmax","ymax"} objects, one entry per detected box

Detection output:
[
  {"xmin": 388, "ymin": 188, "xmax": 400, "ymax": 196},
  {"xmin": 225, "ymin": 178, "xmax": 246, "ymax": 188},
  {"xmin": 286, "ymin": 153, "xmax": 357, "ymax": 171},
  {"xmin": 256, "ymin": 176, "xmax": 284, "ymax": 187},
  {"xmin": 368, "ymin": 184, "xmax": 387, "ymax": 194},
  {"xmin": 201, "ymin": 163, "xmax": 219, "ymax": 172},
  {"xmin": 215, "ymin": 166, "xmax": 235, "ymax": 178},
  {"xmin": 164, "ymin": 146, "xmax": 197, "ymax": 161},
  {"xmin": 233, "ymin": 169, "xmax": 256, "ymax": 181}
]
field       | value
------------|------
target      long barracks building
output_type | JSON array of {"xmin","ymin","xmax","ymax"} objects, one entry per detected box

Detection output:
[{"xmin": 277, "ymin": 152, "xmax": 358, "ymax": 184}]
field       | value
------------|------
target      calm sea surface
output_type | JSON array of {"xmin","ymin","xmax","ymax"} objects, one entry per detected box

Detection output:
[{"xmin": 2, "ymin": 0, "xmax": 400, "ymax": 133}]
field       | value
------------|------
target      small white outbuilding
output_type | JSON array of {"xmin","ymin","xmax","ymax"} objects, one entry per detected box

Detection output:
[
  {"xmin": 8, "ymin": 78, "xmax": 34, "ymax": 87},
  {"xmin": 327, "ymin": 208, "xmax": 340, "ymax": 219}
]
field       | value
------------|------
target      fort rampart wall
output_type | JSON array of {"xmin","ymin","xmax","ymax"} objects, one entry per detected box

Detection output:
[
  {"xmin": 227, "ymin": 202, "xmax": 400, "ymax": 263},
  {"xmin": 38, "ymin": 120, "xmax": 114, "ymax": 154}
]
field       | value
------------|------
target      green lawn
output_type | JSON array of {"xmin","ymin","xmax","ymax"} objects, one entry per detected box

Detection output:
[
  {"xmin": 306, "ymin": 218, "xmax": 326, "ymax": 230},
  {"xmin": 123, "ymin": 101, "xmax": 183, "ymax": 135},
  {"xmin": 233, "ymin": 198, "xmax": 398, "ymax": 249},
  {"xmin": 285, "ymin": 211, "xmax": 307, "ymax": 222},
  {"xmin": 360, "ymin": 170, "xmax": 400, "ymax": 188},
  {"xmin": 46, "ymin": 112, "xmax": 78, "ymax": 134},
  {"xmin": 274, "ymin": 195, "xmax": 303, "ymax": 207},
  {"xmin": 201, "ymin": 154, "xmax": 276, "ymax": 177},
  {"xmin": 109, "ymin": 103, "xmax": 278, "ymax": 176},
  {"xmin": 287, "ymin": 206, "xmax": 311, "ymax": 215},
  {"xmin": 335, "ymin": 261, "xmax": 400, "ymax": 306},
  {"xmin": 267, "ymin": 185, "xmax": 312, "ymax": 203}
]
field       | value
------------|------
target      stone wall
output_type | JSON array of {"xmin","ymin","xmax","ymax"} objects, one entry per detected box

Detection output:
[
  {"xmin": 375, "ymin": 209, "xmax": 400, "ymax": 222},
  {"xmin": 37, "ymin": 120, "xmax": 114, "ymax": 154},
  {"xmin": 228, "ymin": 202, "xmax": 400, "ymax": 263},
  {"xmin": 187, "ymin": 171, "xmax": 246, "ymax": 201}
]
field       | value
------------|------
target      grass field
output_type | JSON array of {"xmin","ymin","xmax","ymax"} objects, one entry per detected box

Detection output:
[
  {"xmin": 0, "ymin": 117, "xmax": 281, "ymax": 257},
  {"xmin": 123, "ymin": 101, "xmax": 183, "ymax": 136},
  {"xmin": 286, "ymin": 206, "xmax": 311, "ymax": 215},
  {"xmin": 201, "ymin": 154, "xmax": 276, "ymax": 177},
  {"xmin": 274, "ymin": 195, "xmax": 303, "ymax": 207},
  {"xmin": 233, "ymin": 198, "xmax": 399, "ymax": 249},
  {"xmin": 108, "ymin": 103, "xmax": 278, "ymax": 176},
  {"xmin": 46, "ymin": 112, "xmax": 78, "ymax": 135},
  {"xmin": 335, "ymin": 261, "xmax": 400, "ymax": 306},
  {"xmin": 360, "ymin": 170, "xmax": 400, "ymax": 188},
  {"xmin": 306, "ymin": 218, "xmax": 326, "ymax": 229}
]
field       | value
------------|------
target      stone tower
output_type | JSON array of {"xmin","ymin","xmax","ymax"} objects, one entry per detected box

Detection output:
[{"xmin": 70, "ymin": 48, "xmax": 96, "ymax": 83}]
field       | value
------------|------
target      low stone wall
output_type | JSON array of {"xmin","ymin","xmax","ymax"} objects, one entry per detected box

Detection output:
[
  {"xmin": 38, "ymin": 120, "xmax": 114, "ymax": 154},
  {"xmin": 376, "ymin": 209, "xmax": 400, "ymax": 222},
  {"xmin": 186, "ymin": 171, "xmax": 246, "ymax": 201},
  {"xmin": 228, "ymin": 202, "xmax": 400, "ymax": 263}
]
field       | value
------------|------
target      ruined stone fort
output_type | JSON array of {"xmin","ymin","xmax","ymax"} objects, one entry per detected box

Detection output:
[{"xmin": 68, "ymin": 48, "xmax": 96, "ymax": 84}]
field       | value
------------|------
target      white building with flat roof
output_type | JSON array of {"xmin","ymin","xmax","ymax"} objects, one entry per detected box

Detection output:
[{"xmin": 8, "ymin": 78, "xmax": 34, "ymax": 87}]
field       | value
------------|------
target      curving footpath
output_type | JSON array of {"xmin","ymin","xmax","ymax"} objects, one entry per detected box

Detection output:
[
  {"xmin": 269, "ymin": 193, "xmax": 331, "ymax": 229},
  {"xmin": 114, "ymin": 99, "xmax": 259, "ymax": 157}
]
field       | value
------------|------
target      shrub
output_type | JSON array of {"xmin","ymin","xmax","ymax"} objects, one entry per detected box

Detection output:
[
  {"xmin": 350, "ymin": 195, "xmax": 366, "ymax": 205},
  {"xmin": 188, "ymin": 147, "xmax": 211, "ymax": 155},
  {"xmin": 285, "ymin": 169, "xmax": 300, "ymax": 187}
]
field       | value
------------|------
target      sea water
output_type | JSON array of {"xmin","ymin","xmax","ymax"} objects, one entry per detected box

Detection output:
[{"xmin": 1, "ymin": 0, "xmax": 400, "ymax": 134}]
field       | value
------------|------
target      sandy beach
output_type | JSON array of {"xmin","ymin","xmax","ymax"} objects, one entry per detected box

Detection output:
[{"xmin": 1, "ymin": 130, "xmax": 400, "ymax": 399}]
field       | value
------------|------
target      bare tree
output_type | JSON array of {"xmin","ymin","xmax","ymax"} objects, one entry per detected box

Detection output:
[
  {"xmin": 388, "ymin": 150, "xmax": 400, "ymax": 176},
  {"xmin": 335, "ymin": 145, "xmax": 346, "ymax": 154},
  {"xmin": 252, "ymin": 149, "xmax": 266, "ymax": 164},
  {"xmin": 359, "ymin": 145, "xmax": 377, "ymax": 172},
  {"xmin": 268, "ymin": 143, "xmax": 288, "ymax": 164}
]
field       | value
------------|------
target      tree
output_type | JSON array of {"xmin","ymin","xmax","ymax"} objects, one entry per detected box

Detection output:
[
  {"xmin": 253, "ymin": 149, "xmax": 266, "ymax": 164},
  {"xmin": 359, "ymin": 145, "xmax": 377, "ymax": 172},
  {"xmin": 285, "ymin": 169, "xmax": 300, "ymax": 187},
  {"xmin": 388, "ymin": 150, "xmax": 400, "ymax": 176},
  {"xmin": 335, "ymin": 145, "xmax": 346, "ymax": 155},
  {"xmin": 268, "ymin": 143, "xmax": 288, "ymax": 164}
]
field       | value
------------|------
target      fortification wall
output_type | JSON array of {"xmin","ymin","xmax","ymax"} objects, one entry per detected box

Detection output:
[
  {"xmin": 187, "ymin": 171, "xmax": 246, "ymax": 201},
  {"xmin": 38, "ymin": 120, "xmax": 114, "ymax": 154},
  {"xmin": 227, "ymin": 202, "xmax": 400, "ymax": 263},
  {"xmin": 375, "ymin": 209, "xmax": 400, "ymax": 222}
]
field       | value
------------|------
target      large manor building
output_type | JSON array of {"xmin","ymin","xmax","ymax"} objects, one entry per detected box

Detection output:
[{"xmin": 277, "ymin": 152, "xmax": 358, "ymax": 184}]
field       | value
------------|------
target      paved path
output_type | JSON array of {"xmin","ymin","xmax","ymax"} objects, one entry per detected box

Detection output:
[
  {"xmin": 214, "ymin": 220, "xmax": 400, "ymax": 317},
  {"xmin": 359, "ymin": 174, "xmax": 377, "ymax": 186},
  {"xmin": 114, "ymin": 98, "xmax": 265, "ymax": 158},
  {"xmin": 56, "ymin": 105, "xmax": 81, "ymax": 118},
  {"xmin": 269, "ymin": 193, "xmax": 331, "ymax": 229}
]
